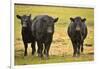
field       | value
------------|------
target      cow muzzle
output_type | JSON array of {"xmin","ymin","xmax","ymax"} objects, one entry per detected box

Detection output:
[
  {"xmin": 76, "ymin": 26, "xmax": 81, "ymax": 31},
  {"xmin": 47, "ymin": 27, "xmax": 53, "ymax": 33}
]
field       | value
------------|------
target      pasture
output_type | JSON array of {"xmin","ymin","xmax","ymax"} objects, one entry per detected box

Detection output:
[{"xmin": 14, "ymin": 4, "xmax": 94, "ymax": 65}]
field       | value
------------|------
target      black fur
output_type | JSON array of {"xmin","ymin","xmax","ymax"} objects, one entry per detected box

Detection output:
[
  {"xmin": 32, "ymin": 15, "xmax": 58, "ymax": 59},
  {"xmin": 16, "ymin": 14, "xmax": 36, "ymax": 56},
  {"xmin": 67, "ymin": 16, "xmax": 87, "ymax": 57}
]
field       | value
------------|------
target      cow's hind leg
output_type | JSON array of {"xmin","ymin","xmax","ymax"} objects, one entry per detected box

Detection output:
[
  {"xmin": 37, "ymin": 41, "xmax": 43, "ymax": 58},
  {"xmin": 81, "ymin": 41, "xmax": 84, "ymax": 53},
  {"xmin": 31, "ymin": 41, "xmax": 36, "ymax": 55},
  {"xmin": 24, "ymin": 42, "xmax": 28, "ymax": 56}
]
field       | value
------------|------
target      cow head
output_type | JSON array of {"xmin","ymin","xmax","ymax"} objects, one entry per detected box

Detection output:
[
  {"xmin": 46, "ymin": 16, "xmax": 58, "ymax": 33},
  {"xmin": 16, "ymin": 14, "xmax": 31, "ymax": 29},
  {"xmin": 70, "ymin": 17, "xmax": 86, "ymax": 32}
]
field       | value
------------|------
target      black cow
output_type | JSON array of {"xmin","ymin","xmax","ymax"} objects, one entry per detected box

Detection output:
[
  {"xmin": 16, "ymin": 14, "xmax": 36, "ymax": 56},
  {"xmin": 67, "ymin": 16, "xmax": 87, "ymax": 57},
  {"xmin": 32, "ymin": 15, "xmax": 58, "ymax": 59}
]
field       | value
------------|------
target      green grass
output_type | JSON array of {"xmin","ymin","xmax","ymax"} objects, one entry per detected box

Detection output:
[
  {"xmin": 15, "ymin": 54, "xmax": 93, "ymax": 65},
  {"xmin": 14, "ymin": 4, "xmax": 94, "ymax": 65}
]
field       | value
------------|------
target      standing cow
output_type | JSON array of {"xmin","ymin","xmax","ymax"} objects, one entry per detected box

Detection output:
[
  {"xmin": 16, "ymin": 14, "xmax": 36, "ymax": 56},
  {"xmin": 67, "ymin": 16, "xmax": 87, "ymax": 57},
  {"xmin": 32, "ymin": 15, "xmax": 58, "ymax": 59}
]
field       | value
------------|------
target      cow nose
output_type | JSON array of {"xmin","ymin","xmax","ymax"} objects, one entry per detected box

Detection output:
[
  {"xmin": 47, "ymin": 27, "xmax": 53, "ymax": 33},
  {"xmin": 76, "ymin": 26, "xmax": 80, "ymax": 31},
  {"xmin": 22, "ymin": 24, "xmax": 27, "ymax": 28}
]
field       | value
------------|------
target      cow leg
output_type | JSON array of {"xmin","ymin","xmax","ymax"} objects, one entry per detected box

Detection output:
[
  {"xmin": 73, "ymin": 45, "xmax": 77, "ymax": 57},
  {"xmin": 81, "ymin": 41, "xmax": 84, "ymax": 53},
  {"xmin": 77, "ymin": 42, "xmax": 81, "ymax": 56},
  {"xmin": 72, "ymin": 41, "xmax": 77, "ymax": 57},
  {"xmin": 24, "ymin": 42, "xmax": 28, "ymax": 56},
  {"xmin": 31, "ymin": 41, "xmax": 36, "ymax": 55},
  {"xmin": 37, "ymin": 41, "xmax": 43, "ymax": 58},
  {"xmin": 44, "ymin": 42, "xmax": 51, "ymax": 59}
]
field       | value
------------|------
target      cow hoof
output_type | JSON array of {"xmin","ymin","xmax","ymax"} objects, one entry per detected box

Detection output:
[
  {"xmin": 46, "ymin": 57, "xmax": 49, "ymax": 60},
  {"xmin": 81, "ymin": 52, "xmax": 84, "ymax": 55},
  {"xmin": 45, "ymin": 55, "xmax": 49, "ymax": 60},
  {"xmin": 38, "ymin": 54, "xmax": 43, "ymax": 58},
  {"xmin": 77, "ymin": 53, "xmax": 80, "ymax": 57},
  {"xmin": 24, "ymin": 54, "xmax": 27, "ymax": 56},
  {"xmin": 73, "ymin": 54, "xmax": 77, "ymax": 57},
  {"xmin": 32, "ymin": 52, "xmax": 35, "ymax": 56},
  {"xmin": 77, "ymin": 55, "xmax": 80, "ymax": 57}
]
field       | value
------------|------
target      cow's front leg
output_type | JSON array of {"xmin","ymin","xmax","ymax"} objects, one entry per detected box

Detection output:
[
  {"xmin": 24, "ymin": 42, "xmax": 28, "ymax": 56},
  {"xmin": 77, "ymin": 42, "xmax": 81, "ymax": 57},
  {"xmin": 44, "ymin": 41, "xmax": 51, "ymax": 59},
  {"xmin": 72, "ymin": 40, "xmax": 77, "ymax": 57},
  {"xmin": 31, "ymin": 41, "xmax": 36, "ymax": 55}
]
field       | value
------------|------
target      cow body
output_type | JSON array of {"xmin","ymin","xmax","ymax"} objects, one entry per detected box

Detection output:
[
  {"xmin": 16, "ymin": 14, "xmax": 35, "ymax": 56},
  {"xmin": 32, "ymin": 15, "xmax": 58, "ymax": 59},
  {"xmin": 67, "ymin": 17, "xmax": 87, "ymax": 57}
]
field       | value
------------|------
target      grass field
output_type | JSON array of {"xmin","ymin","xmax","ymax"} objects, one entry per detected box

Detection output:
[{"xmin": 14, "ymin": 4, "xmax": 94, "ymax": 65}]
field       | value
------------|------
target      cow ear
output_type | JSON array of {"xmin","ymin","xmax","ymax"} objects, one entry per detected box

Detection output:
[
  {"xmin": 16, "ymin": 15, "xmax": 21, "ymax": 19},
  {"xmin": 54, "ymin": 17, "xmax": 58, "ymax": 23},
  {"xmin": 29, "ymin": 14, "xmax": 31, "ymax": 19},
  {"xmin": 70, "ymin": 17, "xmax": 74, "ymax": 22},
  {"xmin": 82, "ymin": 18, "xmax": 86, "ymax": 22}
]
